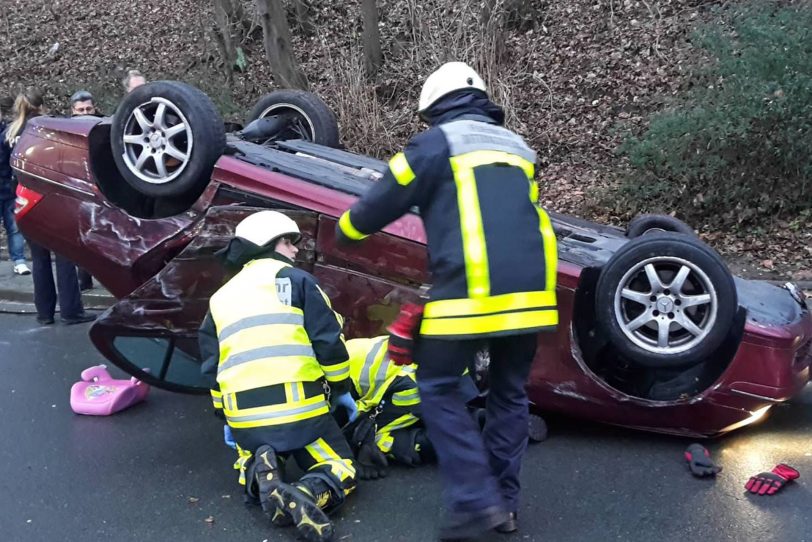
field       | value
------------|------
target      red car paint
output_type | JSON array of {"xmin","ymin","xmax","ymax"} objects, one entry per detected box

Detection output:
[{"xmin": 12, "ymin": 115, "xmax": 812, "ymax": 437}]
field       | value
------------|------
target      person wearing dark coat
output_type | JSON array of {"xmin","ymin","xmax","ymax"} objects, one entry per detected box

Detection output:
[{"xmin": 3, "ymin": 89, "xmax": 93, "ymax": 325}]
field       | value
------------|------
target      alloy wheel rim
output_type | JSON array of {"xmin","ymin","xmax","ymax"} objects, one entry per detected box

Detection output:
[
  {"xmin": 613, "ymin": 256, "xmax": 718, "ymax": 355},
  {"xmin": 259, "ymin": 103, "xmax": 316, "ymax": 141},
  {"xmin": 122, "ymin": 97, "xmax": 193, "ymax": 185}
]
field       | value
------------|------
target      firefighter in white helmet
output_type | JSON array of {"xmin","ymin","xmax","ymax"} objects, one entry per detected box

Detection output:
[
  {"xmin": 199, "ymin": 210, "xmax": 358, "ymax": 542},
  {"xmin": 337, "ymin": 62, "xmax": 558, "ymax": 539}
]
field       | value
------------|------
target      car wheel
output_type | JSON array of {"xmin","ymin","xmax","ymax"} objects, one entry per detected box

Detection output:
[
  {"xmin": 111, "ymin": 81, "xmax": 226, "ymax": 198},
  {"xmin": 626, "ymin": 214, "xmax": 696, "ymax": 238},
  {"xmin": 595, "ymin": 232, "xmax": 737, "ymax": 368},
  {"xmin": 246, "ymin": 90, "xmax": 340, "ymax": 148}
]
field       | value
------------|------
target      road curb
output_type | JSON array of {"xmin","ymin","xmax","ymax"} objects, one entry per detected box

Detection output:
[{"xmin": 0, "ymin": 287, "xmax": 115, "ymax": 314}]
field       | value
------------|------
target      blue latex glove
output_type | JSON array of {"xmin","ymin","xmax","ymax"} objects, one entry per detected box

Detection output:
[
  {"xmin": 223, "ymin": 424, "xmax": 237, "ymax": 450},
  {"xmin": 332, "ymin": 392, "xmax": 359, "ymax": 423}
]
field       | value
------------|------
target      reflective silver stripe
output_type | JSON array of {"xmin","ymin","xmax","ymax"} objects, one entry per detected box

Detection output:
[
  {"xmin": 226, "ymin": 399, "xmax": 328, "ymax": 423},
  {"xmin": 393, "ymin": 388, "xmax": 419, "ymax": 401},
  {"xmin": 440, "ymin": 120, "xmax": 536, "ymax": 163},
  {"xmin": 360, "ymin": 338, "xmax": 388, "ymax": 391},
  {"xmin": 218, "ymin": 313, "xmax": 304, "ymax": 342},
  {"xmin": 380, "ymin": 414, "xmax": 418, "ymax": 433},
  {"xmin": 323, "ymin": 364, "xmax": 349, "ymax": 378},
  {"xmin": 218, "ymin": 344, "xmax": 316, "ymax": 374},
  {"xmin": 290, "ymin": 383, "xmax": 300, "ymax": 402}
]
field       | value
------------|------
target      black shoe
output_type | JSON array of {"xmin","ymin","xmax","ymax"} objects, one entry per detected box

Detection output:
[
  {"xmin": 79, "ymin": 282, "xmax": 93, "ymax": 291},
  {"xmin": 36, "ymin": 315, "xmax": 55, "ymax": 326},
  {"xmin": 495, "ymin": 512, "xmax": 518, "ymax": 534},
  {"xmin": 61, "ymin": 313, "xmax": 95, "ymax": 325},
  {"xmin": 269, "ymin": 483, "xmax": 334, "ymax": 542},
  {"xmin": 253, "ymin": 445, "xmax": 291, "ymax": 527},
  {"xmin": 439, "ymin": 506, "xmax": 510, "ymax": 541}
]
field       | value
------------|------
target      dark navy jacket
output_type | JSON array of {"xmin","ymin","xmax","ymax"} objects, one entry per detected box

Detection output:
[
  {"xmin": 337, "ymin": 91, "xmax": 558, "ymax": 339},
  {"xmin": 0, "ymin": 121, "xmax": 14, "ymax": 201}
]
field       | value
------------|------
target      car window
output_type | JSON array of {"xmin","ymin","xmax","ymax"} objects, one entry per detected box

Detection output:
[{"xmin": 112, "ymin": 336, "xmax": 207, "ymax": 391}]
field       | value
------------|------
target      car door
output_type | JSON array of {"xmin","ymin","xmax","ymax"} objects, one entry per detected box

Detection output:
[{"xmin": 89, "ymin": 206, "xmax": 318, "ymax": 393}]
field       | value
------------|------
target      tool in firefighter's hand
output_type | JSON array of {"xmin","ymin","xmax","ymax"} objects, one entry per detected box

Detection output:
[{"xmin": 387, "ymin": 303, "xmax": 425, "ymax": 366}]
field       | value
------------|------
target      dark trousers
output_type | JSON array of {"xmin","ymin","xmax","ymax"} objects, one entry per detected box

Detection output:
[
  {"xmin": 415, "ymin": 333, "xmax": 538, "ymax": 515},
  {"xmin": 30, "ymin": 241, "xmax": 84, "ymax": 319}
]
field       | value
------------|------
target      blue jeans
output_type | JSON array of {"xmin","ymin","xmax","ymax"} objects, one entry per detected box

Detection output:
[{"xmin": 1, "ymin": 198, "xmax": 26, "ymax": 264}]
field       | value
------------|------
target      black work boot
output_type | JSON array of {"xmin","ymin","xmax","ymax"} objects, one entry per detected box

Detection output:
[
  {"xmin": 495, "ymin": 512, "xmax": 518, "ymax": 534},
  {"xmin": 439, "ymin": 506, "xmax": 510, "ymax": 541},
  {"xmin": 269, "ymin": 482, "xmax": 335, "ymax": 542},
  {"xmin": 252, "ymin": 445, "xmax": 291, "ymax": 527}
]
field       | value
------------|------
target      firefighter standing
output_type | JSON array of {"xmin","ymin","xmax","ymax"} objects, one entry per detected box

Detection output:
[
  {"xmin": 199, "ymin": 211, "xmax": 358, "ymax": 542},
  {"xmin": 336, "ymin": 62, "xmax": 558, "ymax": 540}
]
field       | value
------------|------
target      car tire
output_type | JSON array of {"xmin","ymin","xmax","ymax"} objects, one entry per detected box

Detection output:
[
  {"xmin": 595, "ymin": 232, "xmax": 737, "ymax": 368},
  {"xmin": 111, "ymin": 81, "xmax": 226, "ymax": 198},
  {"xmin": 626, "ymin": 214, "xmax": 696, "ymax": 238},
  {"xmin": 246, "ymin": 90, "xmax": 340, "ymax": 148}
]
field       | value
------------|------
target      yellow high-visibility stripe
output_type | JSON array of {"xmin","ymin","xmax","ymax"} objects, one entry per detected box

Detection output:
[
  {"xmin": 225, "ymin": 395, "xmax": 329, "ymax": 428},
  {"xmin": 305, "ymin": 438, "xmax": 356, "ymax": 480},
  {"xmin": 537, "ymin": 207, "xmax": 558, "ymax": 292},
  {"xmin": 424, "ymin": 290, "xmax": 557, "ymax": 319},
  {"xmin": 450, "ymin": 156, "xmax": 490, "ymax": 298},
  {"xmin": 391, "ymin": 387, "xmax": 420, "ymax": 407},
  {"xmin": 210, "ymin": 389, "xmax": 223, "ymax": 409},
  {"xmin": 451, "ymin": 150, "xmax": 534, "ymax": 180},
  {"xmin": 338, "ymin": 211, "xmax": 369, "ymax": 240},
  {"xmin": 389, "ymin": 152, "xmax": 416, "ymax": 186},
  {"xmin": 421, "ymin": 309, "xmax": 558, "ymax": 336},
  {"xmin": 321, "ymin": 360, "xmax": 350, "ymax": 382}
]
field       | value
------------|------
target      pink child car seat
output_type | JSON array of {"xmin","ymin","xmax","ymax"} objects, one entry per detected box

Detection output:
[{"xmin": 70, "ymin": 365, "xmax": 150, "ymax": 416}]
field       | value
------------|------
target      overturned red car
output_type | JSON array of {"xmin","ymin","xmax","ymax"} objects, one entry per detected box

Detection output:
[{"xmin": 12, "ymin": 81, "xmax": 811, "ymax": 437}]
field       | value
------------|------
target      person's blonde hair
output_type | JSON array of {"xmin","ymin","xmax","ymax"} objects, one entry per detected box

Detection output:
[{"xmin": 4, "ymin": 88, "xmax": 44, "ymax": 146}]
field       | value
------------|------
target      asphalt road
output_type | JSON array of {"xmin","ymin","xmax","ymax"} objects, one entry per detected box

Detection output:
[{"xmin": 1, "ymin": 313, "xmax": 811, "ymax": 542}]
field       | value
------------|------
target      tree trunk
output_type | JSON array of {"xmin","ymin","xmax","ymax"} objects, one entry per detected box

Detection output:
[
  {"xmin": 360, "ymin": 0, "xmax": 382, "ymax": 77},
  {"xmin": 211, "ymin": 0, "xmax": 246, "ymax": 80},
  {"xmin": 291, "ymin": 0, "xmax": 315, "ymax": 36},
  {"xmin": 255, "ymin": 0, "xmax": 308, "ymax": 89}
]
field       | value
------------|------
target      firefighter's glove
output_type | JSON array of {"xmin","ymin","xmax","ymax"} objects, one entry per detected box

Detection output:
[
  {"xmin": 684, "ymin": 443, "xmax": 721, "ymax": 478},
  {"xmin": 331, "ymin": 392, "xmax": 359, "ymax": 423},
  {"xmin": 223, "ymin": 424, "xmax": 237, "ymax": 450},
  {"xmin": 356, "ymin": 441, "xmax": 389, "ymax": 480},
  {"xmin": 745, "ymin": 464, "xmax": 799, "ymax": 495},
  {"xmin": 387, "ymin": 303, "xmax": 424, "ymax": 366},
  {"xmin": 388, "ymin": 427, "xmax": 430, "ymax": 467}
]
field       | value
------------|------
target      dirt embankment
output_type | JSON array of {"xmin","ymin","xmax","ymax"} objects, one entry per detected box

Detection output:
[{"xmin": 0, "ymin": 0, "xmax": 808, "ymax": 280}]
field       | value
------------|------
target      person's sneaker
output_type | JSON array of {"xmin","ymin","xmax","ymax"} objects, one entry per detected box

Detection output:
[
  {"xmin": 36, "ymin": 315, "xmax": 55, "ymax": 325},
  {"xmin": 495, "ymin": 512, "xmax": 518, "ymax": 534},
  {"xmin": 253, "ymin": 445, "xmax": 291, "ymax": 527},
  {"xmin": 13, "ymin": 263, "xmax": 31, "ymax": 275},
  {"xmin": 61, "ymin": 313, "xmax": 95, "ymax": 325},
  {"xmin": 269, "ymin": 482, "xmax": 334, "ymax": 542}
]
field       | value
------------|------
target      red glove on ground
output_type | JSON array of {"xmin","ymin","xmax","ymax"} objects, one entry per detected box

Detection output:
[
  {"xmin": 386, "ymin": 303, "xmax": 424, "ymax": 366},
  {"xmin": 745, "ymin": 464, "xmax": 799, "ymax": 495}
]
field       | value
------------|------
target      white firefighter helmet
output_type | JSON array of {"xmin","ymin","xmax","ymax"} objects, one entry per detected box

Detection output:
[
  {"xmin": 418, "ymin": 62, "xmax": 487, "ymax": 113},
  {"xmin": 234, "ymin": 211, "xmax": 301, "ymax": 247}
]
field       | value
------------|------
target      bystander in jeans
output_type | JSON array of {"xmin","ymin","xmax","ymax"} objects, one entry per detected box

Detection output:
[{"xmin": 0, "ymin": 95, "xmax": 31, "ymax": 275}]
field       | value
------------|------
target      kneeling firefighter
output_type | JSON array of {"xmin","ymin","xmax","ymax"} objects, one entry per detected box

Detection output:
[
  {"xmin": 199, "ymin": 211, "xmax": 358, "ymax": 542},
  {"xmin": 343, "ymin": 332, "xmax": 482, "ymax": 480}
]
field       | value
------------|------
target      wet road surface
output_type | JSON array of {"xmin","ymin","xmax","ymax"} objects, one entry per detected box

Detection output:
[{"xmin": 0, "ymin": 313, "xmax": 810, "ymax": 542}]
